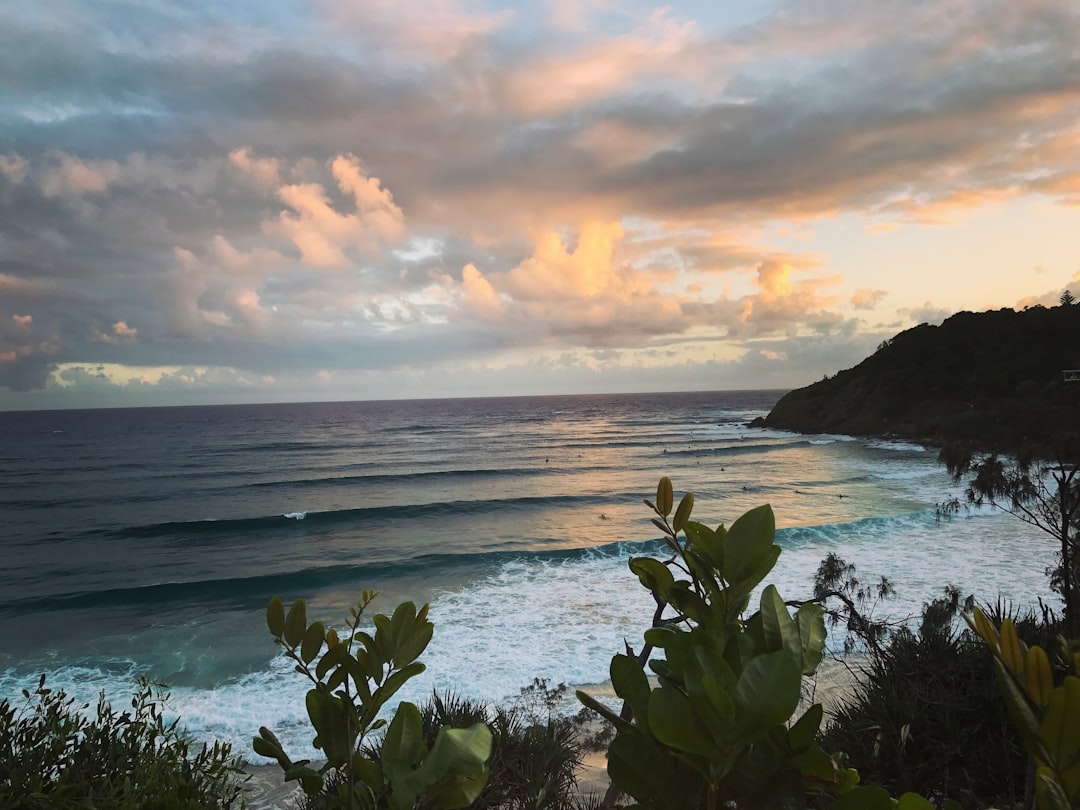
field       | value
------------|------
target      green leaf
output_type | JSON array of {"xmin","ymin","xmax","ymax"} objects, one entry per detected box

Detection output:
[
  {"xmin": 648, "ymin": 685, "xmax": 716, "ymax": 756},
  {"xmin": 389, "ymin": 601, "xmax": 417, "ymax": 655},
  {"xmin": 994, "ymin": 658, "xmax": 1047, "ymax": 762},
  {"xmin": 673, "ymin": 492, "xmax": 694, "ymax": 532},
  {"xmin": 701, "ymin": 675, "xmax": 735, "ymax": 725},
  {"xmin": 610, "ymin": 654, "xmax": 651, "ymax": 732},
  {"xmin": 408, "ymin": 723, "xmax": 493, "ymax": 809},
  {"xmin": 788, "ymin": 703, "xmax": 823, "ymax": 751},
  {"xmin": 266, "ymin": 597, "xmax": 285, "ymax": 637},
  {"xmin": 795, "ymin": 603, "xmax": 827, "ymax": 674},
  {"xmin": 314, "ymin": 642, "xmax": 339, "ymax": 680},
  {"xmin": 760, "ymin": 585, "xmax": 801, "ymax": 663},
  {"xmin": 383, "ymin": 701, "xmax": 426, "ymax": 766},
  {"xmin": 607, "ymin": 731, "xmax": 691, "ymax": 806},
  {"xmin": 305, "ymin": 689, "xmax": 351, "ymax": 766},
  {"xmin": 283, "ymin": 599, "xmax": 307, "ymax": 648},
  {"xmin": 393, "ymin": 620, "xmax": 433, "ymax": 668},
  {"xmin": 300, "ymin": 621, "xmax": 325, "ymax": 665},
  {"xmin": 733, "ymin": 650, "xmax": 801, "ymax": 739},
  {"xmin": 364, "ymin": 661, "xmax": 426, "ymax": 725},
  {"xmin": 1040, "ymin": 676, "xmax": 1080, "ymax": 796},
  {"xmin": 629, "ymin": 556, "xmax": 675, "ymax": 599},
  {"xmin": 657, "ymin": 477, "xmax": 674, "ymax": 516},
  {"xmin": 683, "ymin": 521, "xmax": 724, "ymax": 569},
  {"xmin": 722, "ymin": 504, "xmax": 778, "ymax": 588}
]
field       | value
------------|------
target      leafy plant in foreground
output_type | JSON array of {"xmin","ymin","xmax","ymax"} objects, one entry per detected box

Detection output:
[
  {"xmin": 254, "ymin": 591, "xmax": 492, "ymax": 809},
  {"xmin": 577, "ymin": 478, "xmax": 942, "ymax": 809},
  {"xmin": 967, "ymin": 605, "xmax": 1080, "ymax": 809},
  {"xmin": 368, "ymin": 691, "xmax": 586, "ymax": 810},
  {"xmin": 0, "ymin": 675, "xmax": 245, "ymax": 809}
]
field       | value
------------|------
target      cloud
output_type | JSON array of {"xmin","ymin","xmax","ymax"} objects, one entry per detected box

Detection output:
[
  {"xmin": 270, "ymin": 154, "xmax": 406, "ymax": 267},
  {"xmin": 700, "ymin": 259, "xmax": 847, "ymax": 338},
  {"xmin": 1015, "ymin": 268, "xmax": 1080, "ymax": 309},
  {"xmin": 899, "ymin": 301, "xmax": 952, "ymax": 325},
  {"xmin": 451, "ymin": 221, "xmax": 685, "ymax": 346},
  {"xmin": 851, "ymin": 288, "xmax": 887, "ymax": 310},
  {"xmin": 89, "ymin": 320, "xmax": 138, "ymax": 344},
  {"xmin": 228, "ymin": 147, "xmax": 282, "ymax": 189},
  {"xmin": 0, "ymin": 155, "xmax": 29, "ymax": 185},
  {"xmin": 2, "ymin": 0, "xmax": 1080, "ymax": 408},
  {"xmin": 40, "ymin": 154, "xmax": 121, "ymax": 197},
  {"xmin": 497, "ymin": 9, "xmax": 702, "ymax": 117}
]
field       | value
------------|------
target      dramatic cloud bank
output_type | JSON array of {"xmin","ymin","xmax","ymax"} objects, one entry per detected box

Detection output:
[{"xmin": 1, "ymin": 0, "xmax": 1079, "ymax": 408}]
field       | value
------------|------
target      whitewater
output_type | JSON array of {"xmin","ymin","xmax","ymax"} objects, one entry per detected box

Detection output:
[{"xmin": 0, "ymin": 391, "xmax": 1055, "ymax": 762}]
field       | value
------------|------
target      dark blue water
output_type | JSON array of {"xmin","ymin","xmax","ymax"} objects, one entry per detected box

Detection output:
[{"xmin": 0, "ymin": 391, "xmax": 1052, "ymax": 760}]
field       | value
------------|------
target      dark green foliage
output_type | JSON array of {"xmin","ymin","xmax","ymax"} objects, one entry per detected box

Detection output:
[
  {"xmin": 579, "ymin": 478, "xmax": 875, "ymax": 809},
  {"xmin": 255, "ymin": 590, "xmax": 492, "ymax": 809},
  {"xmin": 0, "ymin": 675, "xmax": 245, "ymax": 809},
  {"xmin": 764, "ymin": 304, "xmax": 1080, "ymax": 455},
  {"xmin": 370, "ymin": 691, "xmax": 586, "ymax": 810},
  {"xmin": 821, "ymin": 613, "xmax": 1028, "ymax": 808}
]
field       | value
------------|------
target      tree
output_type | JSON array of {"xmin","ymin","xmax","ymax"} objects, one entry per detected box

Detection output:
[
  {"xmin": 1061, "ymin": 289, "xmax": 1076, "ymax": 307},
  {"xmin": 941, "ymin": 438, "xmax": 1080, "ymax": 634}
]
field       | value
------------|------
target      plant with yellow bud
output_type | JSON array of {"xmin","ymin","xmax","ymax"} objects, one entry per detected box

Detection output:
[{"xmin": 967, "ymin": 606, "xmax": 1080, "ymax": 809}]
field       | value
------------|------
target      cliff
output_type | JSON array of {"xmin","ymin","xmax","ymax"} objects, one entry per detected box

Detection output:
[{"xmin": 762, "ymin": 304, "xmax": 1080, "ymax": 454}]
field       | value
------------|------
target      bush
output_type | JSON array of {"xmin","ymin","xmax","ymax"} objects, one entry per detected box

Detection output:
[
  {"xmin": 0, "ymin": 675, "xmax": 246, "ymax": 809},
  {"xmin": 405, "ymin": 691, "xmax": 584, "ymax": 810},
  {"xmin": 820, "ymin": 619, "xmax": 1027, "ymax": 807}
]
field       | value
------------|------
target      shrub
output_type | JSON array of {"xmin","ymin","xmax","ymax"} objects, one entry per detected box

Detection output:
[
  {"xmin": 254, "ymin": 590, "xmax": 493, "ymax": 809},
  {"xmin": 378, "ymin": 691, "xmax": 585, "ymax": 810},
  {"xmin": 821, "ymin": 614, "xmax": 1027, "ymax": 807},
  {"xmin": 0, "ymin": 675, "xmax": 246, "ymax": 809}
]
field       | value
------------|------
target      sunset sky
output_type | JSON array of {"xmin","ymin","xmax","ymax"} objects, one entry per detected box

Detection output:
[{"xmin": 2, "ymin": 0, "xmax": 1079, "ymax": 409}]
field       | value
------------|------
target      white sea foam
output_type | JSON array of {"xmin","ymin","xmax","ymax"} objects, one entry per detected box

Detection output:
[
  {"xmin": 2, "ymin": 508, "xmax": 1058, "ymax": 766},
  {"xmin": 283, "ymin": 511, "xmax": 308, "ymax": 520},
  {"xmin": 867, "ymin": 440, "xmax": 927, "ymax": 452}
]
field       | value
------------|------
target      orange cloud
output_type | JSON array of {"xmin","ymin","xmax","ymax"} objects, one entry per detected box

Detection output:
[
  {"xmin": 89, "ymin": 320, "xmax": 138, "ymax": 344},
  {"xmin": 228, "ymin": 147, "xmax": 282, "ymax": 188},
  {"xmin": 270, "ymin": 154, "xmax": 405, "ymax": 268},
  {"xmin": 40, "ymin": 154, "xmax": 120, "ymax": 197},
  {"xmin": 452, "ymin": 221, "xmax": 684, "ymax": 344}
]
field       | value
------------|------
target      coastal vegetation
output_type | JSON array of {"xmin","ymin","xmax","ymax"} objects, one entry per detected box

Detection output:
[{"xmin": 0, "ymin": 676, "xmax": 245, "ymax": 809}]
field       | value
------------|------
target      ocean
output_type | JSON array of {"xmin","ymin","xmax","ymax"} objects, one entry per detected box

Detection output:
[{"xmin": 0, "ymin": 390, "xmax": 1055, "ymax": 763}]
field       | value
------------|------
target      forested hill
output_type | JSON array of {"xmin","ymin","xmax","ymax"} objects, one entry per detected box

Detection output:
[{"xmin": 762, "ymin": 303, "xmax": 1080, "ymax": 454}]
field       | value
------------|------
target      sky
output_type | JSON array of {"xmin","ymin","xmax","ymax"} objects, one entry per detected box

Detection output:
[{"xmin": 1, "ymin": 0, "xmax": 1079, "ymax": 410}]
